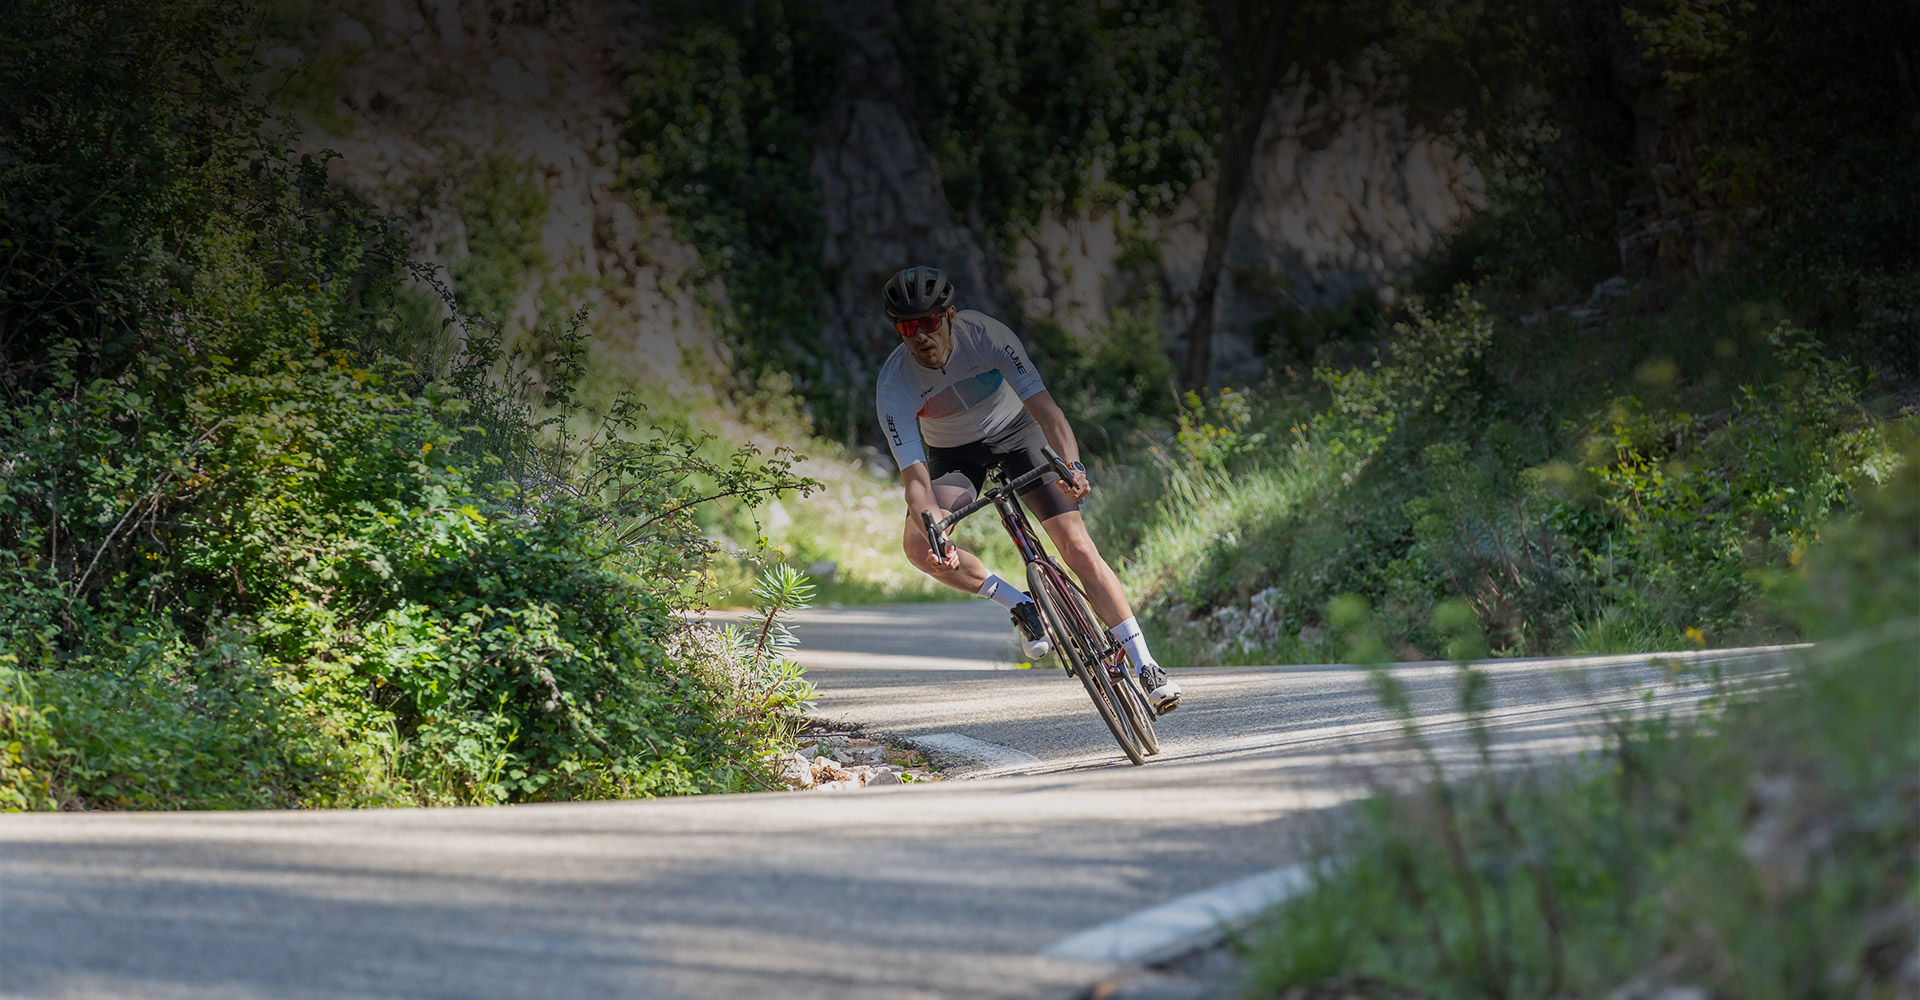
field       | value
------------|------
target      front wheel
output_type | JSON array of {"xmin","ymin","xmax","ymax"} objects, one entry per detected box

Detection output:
[
  {"xmin": 1063, "ymin": 572, "xmax": 1158, "ymax": 757},
  {"xmin": 1028, "ymin": 560, "xmax": 1148, "ymax": 766}
]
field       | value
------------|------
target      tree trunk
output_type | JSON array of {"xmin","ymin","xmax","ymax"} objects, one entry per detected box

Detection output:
[{"xmin": 1181, "ymin": 0, "xmax": 1300, "ymax": 391}]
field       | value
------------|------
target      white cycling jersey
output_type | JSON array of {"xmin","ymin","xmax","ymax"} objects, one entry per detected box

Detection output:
[{"xmin": 874, "ymin": 309, "xmax": 1047, "ymax": 470}]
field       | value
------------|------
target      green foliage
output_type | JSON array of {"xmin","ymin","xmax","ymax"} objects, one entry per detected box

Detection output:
[
  {"xmin": 621, "ymin": 0, "xmax": 843, "ymax": 425},
  {"xmin": 898, "ymin": 0, "xmax": 1217, "ymax": 246},
  {"xmin": 1314, "ymin": 291, "xmax": 1494, "ymax": 455},
  {"xmin": 1246, "ymin": 447, "xmax": 1919, "ymax": 999},
  {"xmin": 1175, "ymin": 387, "xmax": 1264, "ymax": 471},
  {"xmin": 0, "ymin": 655, "xmax": 59, "ymax": 812},
  {"xmin": 1092, "ymin": 287, "xmax": 1907, "ymax": 665},
  {"xmin": 1249, "ymin": 286, "xmax": 1385, "ymax": 368},
  {"xmin": 711, "ymin": 564, "xmax": 819, "ymax": 738},
  {"xmin": 0, "ymin": 0, "xmax": 823, "ymax": 810},
  {"xmin": 1394, "ymin": 0, "xmax": 1919, "ymax": 349},
  {"xmin": 1563, "ymin": 326, "xmax": 1883, "ymax": 644},
  {"xmin": 450, "ymin": 155, "xmax": 552, "ymax": 325},
  {"xmin": 1023, "ymin": 287, "xmax": 1182, "ymax": 456}
]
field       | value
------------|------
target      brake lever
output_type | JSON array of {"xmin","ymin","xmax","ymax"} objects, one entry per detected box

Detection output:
[
  {"xmin": 920, "ymin": 509, "xmax": 952, "ymax": 564},
  {"xmin": 1040, "ymin": 444, "xmax": 1080, "ymax": 485}
]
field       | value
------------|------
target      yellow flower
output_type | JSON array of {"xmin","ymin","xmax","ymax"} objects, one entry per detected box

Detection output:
[{"xmin": 1685, "ymin": 626, "xmax": 1707, "ymax": 646}]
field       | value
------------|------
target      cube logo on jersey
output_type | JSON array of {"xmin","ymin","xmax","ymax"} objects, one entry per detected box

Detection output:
[
  {"xmin": 1000, "ymin": 344, "xmax": 1028, "ymax": 375},
  {"xmin": 886, "ymin": 414, "xmax": 904, "ymax": 447}
]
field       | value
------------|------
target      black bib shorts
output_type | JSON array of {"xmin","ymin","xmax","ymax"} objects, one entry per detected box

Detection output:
[{"xmin": 923, "ymin": 412, "xmax": 1080, "ymax": 522}]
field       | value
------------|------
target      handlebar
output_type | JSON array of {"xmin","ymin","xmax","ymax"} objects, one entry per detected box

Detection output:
[{"xmin": 922, "ymin": 445, "xmax": 1080, "ymax": 564}]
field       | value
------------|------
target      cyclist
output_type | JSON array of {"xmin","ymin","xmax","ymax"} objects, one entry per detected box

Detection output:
[{"xmin": 875, "ymin": 265, "xmax": 1182, "ymax": 715}]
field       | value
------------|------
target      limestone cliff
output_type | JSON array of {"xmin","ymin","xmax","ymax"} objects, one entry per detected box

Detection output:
[
  {"xmin": 277, "ymin": 0, "xmax": 1483, "ymax": 417},
  {"xmin": 275, "ymin": 0, "xmax": 719, "ymax": 401},
  {"xmin": 1012, "ymin": 58, "xmax": 1482, "ymax": 386}
]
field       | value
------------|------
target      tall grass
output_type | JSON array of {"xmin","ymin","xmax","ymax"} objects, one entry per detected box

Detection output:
[
  {"xmin": 1088, "ymin": 288, "xmax": 1909, "ymax": 665},
  {"xmin": 1241, "ymin": 446, "xmax": 1919, "ymax": 999}
]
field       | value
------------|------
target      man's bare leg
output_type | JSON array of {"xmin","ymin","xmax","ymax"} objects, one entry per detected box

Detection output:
[
  {"xmin": 1039, "ymin": 510, "xmax": 1181, "ymax": 713},
  {"xmin": 901, "ymin": 512, "xmax": 1052, "ymax": 658},
  {"xmin": 1037, "ymin": 510, "xmax": 1130, "ymax": 627}
]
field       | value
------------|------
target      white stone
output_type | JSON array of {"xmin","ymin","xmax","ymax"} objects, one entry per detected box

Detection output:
[
  {"xmin": 1588, "ymin": 275, "xmax": 1632, "ymax": 304},
  {"xmin": 774, "ymin": 753, "xmax": 814, "ymax": 788}
]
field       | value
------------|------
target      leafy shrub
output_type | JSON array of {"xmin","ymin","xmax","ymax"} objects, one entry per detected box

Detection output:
[
  {"xmin": 0, "ymin": 0, "xmax": 821, "ymax": 811},
  {"xmin": 1022, "ymin": 287, "xmax": 1183, "ymax": 457},
  {"xmin": 898, "ymin": 0, "xmax": 1217, "ymax": 245},
  {"xmin": 450, "ymin": 155, "xmax": 553, "ymax": 325},
  {"xmin": 1176, "ymin": 387, "xmax": 1265, "ymax": 472},
  {"xmin": 0, "ymin": 655, "xmax": 60, "ymax": 811},
  {"xmin": 1245, "ymin": 443, "xmax": 1920, "ymax": 1000},
  {"xmin": 1095, "ymin": 287, "xmax": 1906, "ymax": 663},
  {"xmin": 621, "ymin": 0, "xmax": 845, "ymax": 430},
  {"xmin": 1249, "ymin": 286, "xmax": 1386, "ymax": 369}
]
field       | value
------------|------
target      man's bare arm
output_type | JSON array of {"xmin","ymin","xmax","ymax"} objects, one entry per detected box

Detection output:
[
  {"xmin": 1021, "ymin": 390, "xmax": 1089, "ymax": 500},
  {"xmin": 899, "ymin": 461, "xmax": 958, "ymax": 568}
]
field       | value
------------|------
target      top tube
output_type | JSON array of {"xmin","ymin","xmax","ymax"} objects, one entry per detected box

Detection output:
[{"xmin": 932, "ymin": 445, "xmax": 1073, "ymax": 534}]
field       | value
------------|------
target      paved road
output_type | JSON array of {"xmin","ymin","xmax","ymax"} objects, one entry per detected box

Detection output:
[{"xmin": 1, "ymin": 603, "xmax": 1791, "ymax": 1000}]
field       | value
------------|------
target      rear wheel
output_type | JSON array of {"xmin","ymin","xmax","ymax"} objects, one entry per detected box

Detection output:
[{"xmin": 1029, "ymin": 561, "xmax": 1147, "ymax": 766}]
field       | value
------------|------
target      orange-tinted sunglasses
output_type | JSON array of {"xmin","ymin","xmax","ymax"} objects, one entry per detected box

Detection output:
[{"xmin": 893, "ymin": 313, "xmax": 945, "ymax": 338}]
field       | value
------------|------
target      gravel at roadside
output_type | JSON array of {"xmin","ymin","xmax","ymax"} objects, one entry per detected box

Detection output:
[{"xmin": 771, "ymin": 727, "xmax": 942, "ymax": 790}]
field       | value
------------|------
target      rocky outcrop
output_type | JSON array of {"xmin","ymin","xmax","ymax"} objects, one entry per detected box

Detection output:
[
  {"xmin": 283, "ymin": 0, "xmax": 1488, "ymax": 408},
  {"xmin": 275, "ymin": 0, "xmax": 722, "ymax": 395},
  {"xmin": 810, "ymin": 0, "xmax": 1011, "ymax": 385},
  {"xmin": 1013, "ymin": 58, "xmax": 1484, "ymax": 386}
]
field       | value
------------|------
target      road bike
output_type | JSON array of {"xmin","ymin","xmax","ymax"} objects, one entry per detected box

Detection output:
[{"xmin": 921, "ymin": 447, "xmax": 1161, "ymax": 765}]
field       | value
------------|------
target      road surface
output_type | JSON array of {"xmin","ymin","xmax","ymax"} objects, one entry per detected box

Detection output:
[{"xmin": 0, "ymin": 602, "xmax": 1791, "ymax": 1000}]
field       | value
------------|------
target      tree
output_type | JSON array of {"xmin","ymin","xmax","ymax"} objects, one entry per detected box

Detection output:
[{"xmin": 1182, "ymin": 0, "xmax": 1301, "ymax": 390}]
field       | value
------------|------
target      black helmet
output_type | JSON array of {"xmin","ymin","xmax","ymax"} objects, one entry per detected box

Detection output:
[{"xmin": 882, "ymin": 266, "xmax": 955, "ymax": 319}]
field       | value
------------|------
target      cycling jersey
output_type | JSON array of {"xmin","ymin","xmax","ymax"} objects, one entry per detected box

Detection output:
[{"xmin": 874, "ymin": 309, "xmax": 1047, "ymax": 471}]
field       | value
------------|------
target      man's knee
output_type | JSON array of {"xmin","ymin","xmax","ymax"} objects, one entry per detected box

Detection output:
[
  {"xmin": 901, "ymin": 530, "xmax": 934, "ymax": 573},
  {"xmin": 1057, "ymin": 531, "xmax": 1104, "ymax": 575}
]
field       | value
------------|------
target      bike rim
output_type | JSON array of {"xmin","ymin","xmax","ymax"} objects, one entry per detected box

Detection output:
[
  {"xmin": 1056, "ymin": 570, "xmax": 1159, "ymax": 756},
  {"xmin": 1030, "ymin": 562, "xmax": 1145, "ymax": 765}
]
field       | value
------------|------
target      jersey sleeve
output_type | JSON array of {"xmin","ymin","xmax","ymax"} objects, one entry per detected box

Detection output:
[
  {"xmin": 875, "ymin": 378, "xmax": 926, "ymax": 471},
  {"xmin": 971, "ymin": 312, "xmax": 1048, "ymax": 400}
]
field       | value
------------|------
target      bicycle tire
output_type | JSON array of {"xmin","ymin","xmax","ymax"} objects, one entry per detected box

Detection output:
[
  {"xmin": 1110, "ymin": 669, "xmax": 1161, "ymax": 756},
  {"xmin": 1028, "ymin": 561, "xmax": 1148, "ymax": 766},
  {"xmin": 1056, "ymin": 574, "xmax": 1159, "ymax": 757}
]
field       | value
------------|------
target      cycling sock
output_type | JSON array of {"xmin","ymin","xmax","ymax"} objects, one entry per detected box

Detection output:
[
  {"xmin": 976, "ymin": 574, "xmax": 1031, "ymax": 612},
  {"xmin": 1109, "ymin": 617, "xmax": 1158, "ymax": 673}
]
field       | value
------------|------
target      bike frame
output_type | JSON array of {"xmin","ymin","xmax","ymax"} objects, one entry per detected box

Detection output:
[
  {"xmin": 924, "ymin": 453, "xmax": 1126, "ymax": 672},
  {"xmin": 921, "ymin": 446, "xmax": 1160, "ymax": 763}
]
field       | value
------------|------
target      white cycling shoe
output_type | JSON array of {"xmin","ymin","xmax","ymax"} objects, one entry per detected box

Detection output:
[
  {"xmin": 1009, "ymin": 599, "xmax": 1052, "ymax": 660},
  {"xmin": 1138, "ymin": 662, "xmax": 1181, "ymax": 715}
]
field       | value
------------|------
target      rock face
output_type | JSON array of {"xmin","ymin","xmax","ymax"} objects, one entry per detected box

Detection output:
[
  {"xmin": 810, "ymin": 0, "xmax": 1011, "ymax": 387},
  {"xmin": 1013, "ymin": 59, "xmax": 1484, "ymax": 386},
  {"xmin": 279, "ymin": 0, "xmax": 722, "ymax": 396},
  {"xmin": 284, "ymin": 0, "xmax": 1486, "ymax": 407}
]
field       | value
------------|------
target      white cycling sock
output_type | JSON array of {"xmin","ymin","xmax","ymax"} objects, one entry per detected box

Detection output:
[
  {"xmin": 976, "ymin": 574, "xmax": 1030, "ymax": 611},
  {"xmin": 1109, "ymin": 617, "xmax": 1158, "ymax": 673}
]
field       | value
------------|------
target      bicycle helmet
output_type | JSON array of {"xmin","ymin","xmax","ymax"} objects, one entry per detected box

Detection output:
[{"xmin": 882, "ymin": 266, "xmax": 956, "ymax": 319}]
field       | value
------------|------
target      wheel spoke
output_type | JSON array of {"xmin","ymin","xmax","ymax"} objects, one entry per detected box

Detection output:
[{"xmin": 1029, "ymin": 561, "xmax": 1146, "ymax": 765}]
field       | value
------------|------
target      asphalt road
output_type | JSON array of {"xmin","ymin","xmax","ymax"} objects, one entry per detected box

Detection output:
[{"xmin": 0, "ymin": 602, "xmax": 1793, "ymax": 1000}]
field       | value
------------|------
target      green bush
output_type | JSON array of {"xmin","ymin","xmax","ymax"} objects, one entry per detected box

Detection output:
[
  {"xmin": 1094, "ymin": 287, "xmax": 1907, "ymax": 663},
  {"xmin": 1022, "ymin": 287, "xmax": 1184, "ymax": 457},
  {"xmin": 621, "ymin": 0, "xmax": 845, "ymax": 432},
  {"xmin": 0, "ymin": 0, "xmax": 820, "ymax": 810},
  {"xmin": 898, "ymin": 0, "xmax": 1217, "ymax": 246},
  {"xmin": 1243, "ymin": 443, "xmax": 1919, "ymax": 1000}
]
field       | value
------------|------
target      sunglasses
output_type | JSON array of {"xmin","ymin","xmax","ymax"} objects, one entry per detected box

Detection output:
[{"xmin": 894, "ymin": 313, "xmax": 946, "ymax": 338}]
